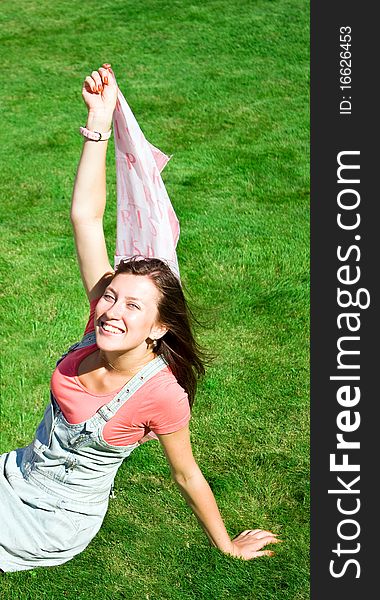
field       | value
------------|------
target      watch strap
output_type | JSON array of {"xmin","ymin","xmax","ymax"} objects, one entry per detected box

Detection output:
[{"xmin": 79, "ymin": 126, "xmax": 112, "ymax": 141}]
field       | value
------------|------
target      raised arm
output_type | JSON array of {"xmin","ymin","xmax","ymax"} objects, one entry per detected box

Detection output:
[
  {"xmin": 158, "ymin": 426, "xmax": 281, "ymax": 559},
  {"xmin": 70, "ymin": 64, "xmax": 118, "ymax": 301}
]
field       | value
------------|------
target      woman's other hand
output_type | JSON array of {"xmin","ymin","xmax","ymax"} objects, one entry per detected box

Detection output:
[
  {"xmin": 82, "ymin": 64, "xmax": 118, "ymax": 119},
  {"xmin": 229, "ymin": 529, "xmax": 282, "ymax": 560}
]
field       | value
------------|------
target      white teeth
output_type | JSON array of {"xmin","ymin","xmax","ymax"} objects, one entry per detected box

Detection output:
[{"xmin": 101, "ymin": 322, "xmax": 124, "ymax": 334}]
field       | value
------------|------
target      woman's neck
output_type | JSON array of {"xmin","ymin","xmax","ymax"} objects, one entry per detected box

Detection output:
[{"xmin": 98, "ymin": 347, "xmax": 156, "ymax": 376}]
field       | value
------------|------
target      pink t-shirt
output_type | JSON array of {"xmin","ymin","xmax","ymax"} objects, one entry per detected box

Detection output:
[{"xmin": 50, "ymin": 299, "xmax": 190, "ymax": 446}]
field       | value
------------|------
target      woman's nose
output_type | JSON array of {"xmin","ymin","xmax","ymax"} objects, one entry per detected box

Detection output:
[{"xmin": 104, "ymin": 301, "xmax": 124, "ymax": 320}]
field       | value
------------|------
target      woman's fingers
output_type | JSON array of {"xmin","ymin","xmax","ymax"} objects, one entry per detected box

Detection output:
[
  {"xmin": 84, "ymin": 76, "xmax": 97, "ymax": 93},
  {"xmin": 230, "ymin": 528, "xmax": 282, "ymax": 560},
  {"xmin": 83, "ymin": 64, "xmax": 114, "ymax": 94},
  {"xmin": 248, "ymin": 529, "xmax": 280, "ymax": 540},
  {"xmin": 252, "ymin": 550, "xmax": 275, "ymax": 558},
  {"xmin": 98, "ymin": 66, "xmax": 111, "ymax": 86},
  {"xmin": 84, "ymin": 75, "xmax": 102, "ymax": 94},
  {"xmin": 102, "ymin": 63, "xmax": 112, "ymax": 74},
  {"xmin": 234, "ymin": 529, "xmax": 279, "ymax": 540},
  {"xmin": 253, "ymin": 534, "xmax": 282, "ymax": 548},
  {"xmin": 91, "ymin": 70, "xmax": 103, "ymax": 93},
  {"xmin": 81, "ymin": 64, "xmax": 117, "ymax": 115}
]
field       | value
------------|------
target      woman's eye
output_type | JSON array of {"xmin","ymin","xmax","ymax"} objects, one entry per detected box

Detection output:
[
  {"xmin": 127, "ymin": 303, "xmax": 140, "ymax": 310},
  {"xmin": 103, "ymin": 294, "xmax": 115, "ymax": 301}
]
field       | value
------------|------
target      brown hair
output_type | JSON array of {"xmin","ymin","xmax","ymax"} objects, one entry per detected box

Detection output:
[{"xmin": 114, "ymin": 256, "xmax": 205, "ymax": 407}]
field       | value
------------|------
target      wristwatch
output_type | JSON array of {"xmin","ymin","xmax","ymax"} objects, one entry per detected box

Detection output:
[{"xmin": 79, "ymin": 126, "xmax": 112, "ymax": 142}]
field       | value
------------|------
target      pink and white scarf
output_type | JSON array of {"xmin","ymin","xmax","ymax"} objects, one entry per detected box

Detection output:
[{"xmin": 112, "ymin": 85, "xmax": 180, "ymax": 278}]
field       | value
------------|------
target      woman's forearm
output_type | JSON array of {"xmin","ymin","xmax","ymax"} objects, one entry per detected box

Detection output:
[
  {"xmin": 70, "ymin": 110, "xmax": 113, "ymax": 222},
  {"xmin": 174, "ymin": 467, "xmax": 234, "ymax": 554}
]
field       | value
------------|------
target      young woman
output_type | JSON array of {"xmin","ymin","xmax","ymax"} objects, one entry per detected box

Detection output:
[{"xmin": 0, "ymin": 64, "xmax": 280, "ymax": 572}]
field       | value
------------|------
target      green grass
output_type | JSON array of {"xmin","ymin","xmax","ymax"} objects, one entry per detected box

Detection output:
[{"xmin": 0, "ymin": 0, "xmax": 309, "ymax": 598}]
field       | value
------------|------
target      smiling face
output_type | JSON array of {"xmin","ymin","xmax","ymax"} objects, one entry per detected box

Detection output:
[{"xmin": 94, "ymin": 273, "xmax": 167, "ymax": 356}]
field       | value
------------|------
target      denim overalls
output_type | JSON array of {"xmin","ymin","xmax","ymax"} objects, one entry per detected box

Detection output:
[{"xmin": 0, "ymin": 332, "xmax": 167, "ymax": 572}]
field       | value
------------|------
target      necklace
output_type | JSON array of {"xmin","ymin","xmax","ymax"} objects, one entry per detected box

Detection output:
[{"xmin": 100, "ymin": 353, "xmax": 156, "ymax": 375}]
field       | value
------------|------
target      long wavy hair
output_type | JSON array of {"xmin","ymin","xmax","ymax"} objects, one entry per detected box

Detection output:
[{"xmin": 113, "ymin": 257, "xmax": 205, "ymax": 407}]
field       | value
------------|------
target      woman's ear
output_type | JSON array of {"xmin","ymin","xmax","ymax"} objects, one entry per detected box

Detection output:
[{"xmin": 150, "ymin": 323, "xmax": 168, "ymax": 341}]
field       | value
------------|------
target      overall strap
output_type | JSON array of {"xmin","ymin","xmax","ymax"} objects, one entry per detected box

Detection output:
[{"xmin": 95, "ymin": 355, "xmax": 168, "ymax": 424}]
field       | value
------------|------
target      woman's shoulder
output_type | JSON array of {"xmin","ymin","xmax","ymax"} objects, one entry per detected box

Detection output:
[
  {"xmin": 141, "ymin": 365, "xmax": 190, "ymax": 433},
  {"xmin": 143, "ymin": 365, "xmax": 188, "ymax": 403},
  {"xmin": 152, "ymin": 364, "xmax": 185, "ymax": 388}
]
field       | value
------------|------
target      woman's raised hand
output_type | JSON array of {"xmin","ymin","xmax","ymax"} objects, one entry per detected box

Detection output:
[
  {"xmin": 82, "ymin": 64, "xmax": 118, "ymax": 119},
  {"xmin": 229, "ymin": 529, "xmax": 282, "ymax": 560}
]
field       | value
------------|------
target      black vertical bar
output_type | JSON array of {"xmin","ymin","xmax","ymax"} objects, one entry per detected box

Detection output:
[{"xmin": 311, "ymin": 1, "xmax": 378, "ymax": 597}]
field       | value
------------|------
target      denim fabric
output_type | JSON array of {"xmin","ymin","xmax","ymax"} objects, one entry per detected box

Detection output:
[{"xmin": 0, "ymin": 333, "xmax": 167, "ymax": 572}]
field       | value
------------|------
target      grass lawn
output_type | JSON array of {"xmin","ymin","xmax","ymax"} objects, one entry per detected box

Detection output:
[{"xmin": 0, "ymin": 0, "xmax": 309, "ymax": 598}]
